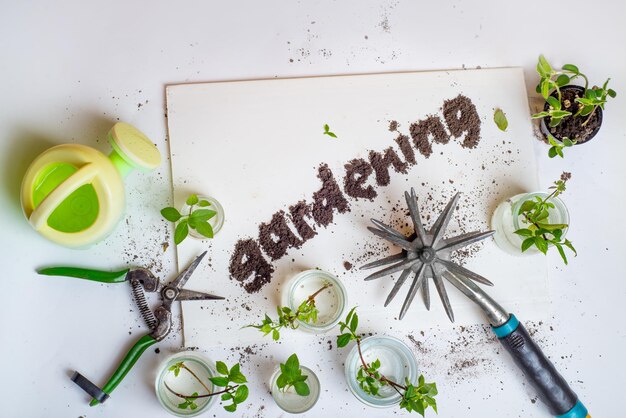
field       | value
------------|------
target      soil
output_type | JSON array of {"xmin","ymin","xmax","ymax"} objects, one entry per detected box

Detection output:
[
  {"xmin": 343, "ymin": 158, "xmax": 377, "ymax": 200},
  {"xmin": 394, "ymin": 134, "xmax": 416, "ymax": 165},
  {"xmin": 388, "ymin": 120, "xmax": 399, "ymax": 131},
  {"xmin": 369, "ymin": 147, "xmax": 409, "ymax": 186},
  {"xmin": 229, "ymin": 238, "xmax": 275, "ymax": 293},
  {"xmin": 544, "ymin": 86, "xmax": 602, "ymax": 144},
  {"xmin": 311, "ymin": 164, "xmax": 351, "ymax": 226},
  {"xmin": 343, "ymin": 261, "xmax": 353, "ymax": 270},
  {"xmin": 258, "ymin": 210, "xmax": 302, "ymax": 260},
  {"xmin": 409, "ymin": 115, "xmax": 449, "ymax": 157},
  {"xmin": 289, "ymin": 201, "xmax": 317, "ymax": 242},
  {"xmin": 443, "ymin": 94, "xmax": 481, "ymax": 149}
]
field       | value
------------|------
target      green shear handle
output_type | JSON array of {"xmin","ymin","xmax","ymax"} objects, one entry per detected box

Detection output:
[
  {"xmin": 38, "ymin": 267, "xmax": 130, "ymax": 283},
  {"xmin": 89, "ymin": 334, "xmax": 157, "ymax": 406}
]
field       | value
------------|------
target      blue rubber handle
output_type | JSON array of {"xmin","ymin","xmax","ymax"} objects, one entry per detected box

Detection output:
[{"xmin": 493, "ymin": 315, "xmax": 589, "ymax": 418}]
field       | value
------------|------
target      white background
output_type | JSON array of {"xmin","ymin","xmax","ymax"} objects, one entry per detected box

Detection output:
[{"xmin": 0, "ymin": 1, "xmax": 624, "ymax": 417}]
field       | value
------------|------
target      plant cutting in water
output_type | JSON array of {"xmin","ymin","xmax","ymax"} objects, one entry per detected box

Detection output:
[
  {"xmin": 514, "ymin": 172, "xmax": 576, "ymax": 264},
  {"xmin": 246, "ymin": 281, "xmax": 332, "ymax": 340},
  {"xmin": 336, "ymin": 307, "xmax": 438, "ymax": 416},
  {"xmin": 161, "ymin": 194, "xmax": 217, "ymax": 244},
  {"xmin": 164, "ymin": 360, "xmax": 249, "ymax": 412},
  {"xmin": 275, "ymin": 354, "xmax": 310, "ymax": 397}
]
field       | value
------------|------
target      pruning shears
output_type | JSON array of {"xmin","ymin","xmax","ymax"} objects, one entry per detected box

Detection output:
[{"xmin": 38, "ymin": 251, "xmax": 223, "ymax": 405}]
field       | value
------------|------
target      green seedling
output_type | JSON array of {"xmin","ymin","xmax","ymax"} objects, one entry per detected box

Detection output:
[
  {"xmin": 161, "ymin": 194, "xmax": 216, "ymax": 244},
  {"xmin": 493, "ymin": 108, "xmax": 508, "ymax": 131},
  {"xmin": 165, "ymin": 361, "xmax": 249, "ymax": 413},
  {"xmin": 514, "ymin": 172, "xmax": 576, "ymax": 264},
  {"xmin": 337, "ymin": 307, "xmax": 438, "ymax": 416},
  {"xmin": 547, "ymin": 136, "xmax": 575, "ymax": 158},
  {"xmin": 276, "ymin": 354, "xmax": 310, "ymax": 396},
  {"xmin": 531, "ymin": 55, "xmax": 616, "ymax": 157},
  {"xmin": 246, "ymin": 282, "xmax": 332, "ymax": 340},
  {"xmin": 323, "ymin": 124, "xmax": 337, "ymax": 138}
]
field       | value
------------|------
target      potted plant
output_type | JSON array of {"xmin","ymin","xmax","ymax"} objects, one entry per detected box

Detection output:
[
  {"xmin": 246, "ymin": 269, "xmax": 347, "ymax": 339},
  {"xmin": 161, "ymin": 194, "xmax": 225, "ymax": 245},
  {"xmin": 155, "ymin": 352, "xmax": 249, "ymax": 416},
  {"xmin": 336, "ymin": 308, "xmax": 438, "ymax": 416},
  {"xmin": 532, "ymin": 55, "xmax": 616, "ymax": 157},
  {"xmin": 491, "ymin": 173, "xmax": 576, "ymax": 264},
  {"xmin": 269, "ymin": 353, "xmax": 320, "ymax": 414}
]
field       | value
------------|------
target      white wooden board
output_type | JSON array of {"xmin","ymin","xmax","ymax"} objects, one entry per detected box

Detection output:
[{"xmin": 166, "ymin": 68, "xmax": 547, "ymax": 349}]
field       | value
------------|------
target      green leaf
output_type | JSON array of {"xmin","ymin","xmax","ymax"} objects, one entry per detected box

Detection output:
[
  {"xmin": 493, "ymin": 108, "xmax": 508, "ymax": 131},
  {"xmin": 521, "ymin": 237, "xmax": 535, "ymax": 252},
  {"xmin": 223, "ymin": 403, "xmax": 237, "ymax": 412},
  {"xmin": 272, "ymin": 329, "xmax": 280, "ymax": 341},
  {"xmin": 548, "ymin": 147, "xmax": 558, "ymax": 158},
  {"xmin": 349, "ymin": 313, "xmax": 359, "ymax": 333},
  {"xmin": 562, "ymin": 63, "xmax": 579, "ymax": 74},
  {"xmin": 536, "ymin": 223, "xmax": 568, "ymax": 231},
  {"xmin": 194, "ymin": 221, "xmax": 214, "ymax": 238},
  {"xmin": 531, "ymin": 111, "xmax": 550, "ymax": 119},
  {"xmin": 534, "ymin": 236, "xmax": 548, "ymax": 254},
  {"xmin": 556, "ymin": 74, "xmax": 570, "ymax": 87},
  {"xmin": 209, "ymin": 376, "xmax": 229, "ymax": 387},
  {"xmin": 337, "ymin": 333, "xmax": 352, "ymax": 348},
  {"xmin": 608, "ymin": 88, "xmax": 617, "ymax": 98},
  {"xmin": 189, "ymin": 209, "xmax": 216, "ymax": 222},
  {"xmin": 294, "ymin": 381, "xmax": 310, "ymax": 396},
  {"xmin": 216, "ymin": 361, "xmax": 229, "ymax": 375},
  {"xmin": 285, "ymin": 354, "xmax": 300, "ymax": 372},
  {"xmin": 555, "ymin": 243, "xmax": 568, "ymax": 265},
  {"xmin": 186, "ymin": 194, "xmax": 199, "ymax": 206},
  {"xmin": 160, "ymin": 207, "xmax": 182, "ymax": 222},
  {"xmin": 174, "ymin": 220, "xmax": 189, "ymax": 245},
  {"xmin": 550, "ymin": 110, "xmax": 572, "ymax": 118},
  {"xmin": 221, "ymin": 392, "xmax": 232, "ymax": 401},
  {"xmin": 323, "ymin": 124, "xmax": 329, "ymax": 132},
  {"xmin": 538, "ymin": 55, "xmax": 552, "ymax": 75},
  {"xmin": 198, "ymin": 200, "xmax": 211, "ymax": 207},
  {"xmin": 514, "ymin": 228, "xmax": 533, "ymax": 237},
  {"xmin": 233, "ymin": 385, "xmax": 249, "ymax": 403},
  {"xmin": 563, "ymin": 239, "xmax": 577, "ymax": 255},
  {"xmin": 326, "ymin": 131, "xmax": 337, "ymax": 138},
  {"xmin": 562, "ymin": 137, "xmax": 574, "ymax": 147},
  {"xmin": 518, "ymin": 200, "xmax": 536, "ymax": 215},
  {"xmin": 540, "ymin": 79, "xmax": 551, "ymax": 99},
  {"xmin": 546, "ymin": 96, "xmax": 561, "ymax": 110}
]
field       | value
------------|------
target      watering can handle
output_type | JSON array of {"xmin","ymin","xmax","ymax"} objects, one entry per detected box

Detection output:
[{"xmin": 493, "ymin": 315, "xmax": 590, "ymax": 418}]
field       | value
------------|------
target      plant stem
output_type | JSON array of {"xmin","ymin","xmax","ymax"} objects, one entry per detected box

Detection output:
[
  {"xmin": 355, "ymin": 337, "xmax": 406, "ymax": 395},
  {"xmin": 163, "ymin": 382, "xmax": 237, "ymax": 400},
  {"xmin": 306, "ymin": 283, "xmax": 332, "ymax": 304},
  {"xmin": 181, "ymin": 363, "xmax": 211, "ymax": 393}
]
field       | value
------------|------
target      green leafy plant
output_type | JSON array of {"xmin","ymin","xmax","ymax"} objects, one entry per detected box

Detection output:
[
  {"xmin": 323, "ymin": 124, "xmax": 337, "ymax": 138},
  {"xmin": 161, "ymin": 194, "xmax": 216, "ymax": 244},
  {"xmin": 514, "ymin": 172, "xmax": 576, "ymax": 264},
  {"xmin": 165, "ymin": 361, "xmax": 248, "ymax": 413},
  {"xmin": 275, "ymin": 353, "xmax": 310, "ymax": 396},
  {"xmin": 246, "ymin": 282, "xmax": 332, "ymax": 340},
  {"xmin": 337, "ymin": 308, "xmax": 438, "ymax": 416},
  {"xmin": 493, "ymin": 108, "xmax": 508, "ymax": 131},
  {"xmin": 547, "ymin": 136, "xmax": 575, "ymax": 158},
  {"xmin": 531, "ymin": 55, "xmax": 616, "ymax": 139}
]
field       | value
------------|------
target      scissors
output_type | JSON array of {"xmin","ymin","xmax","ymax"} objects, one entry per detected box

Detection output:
[{"xmin": 38, "ymin": 251, "xmax": 223, "ymax": 405}]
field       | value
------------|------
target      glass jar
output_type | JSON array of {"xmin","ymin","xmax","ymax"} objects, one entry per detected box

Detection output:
[
  {"xmin": 155, "ymin": 352, "xmax": 217, "ymax": 417},
  {"xmin": 179, "ymin": 195, "xmax": 225, "ymax": 239},
  {"xmin": 269, "ymin": 365, "xmax": 321, "ymax": 414},
  {"xmin": 344, "ymin": 335, "xmax": 419, "ymax": 407},
  {"xmin": 491, "ymin": 192, "xmax": 569, "ymax": 256},
  {"xmin": 282, "ymin": 269, "xmax": 347, "ymax": 333}
]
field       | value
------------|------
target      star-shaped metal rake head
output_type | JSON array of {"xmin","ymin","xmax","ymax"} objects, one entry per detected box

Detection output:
[{"xmin": 361, "ymin": 188, "xmax": 495, "ymax": 322}]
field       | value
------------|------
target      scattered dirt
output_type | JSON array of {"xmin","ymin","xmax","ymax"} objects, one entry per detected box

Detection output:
[
  {"xmin": 343, "ymin": 261, "xmax": 353, "ymax": 270},
  {"xmin": 389, "ymin": 120, "xmax": 399, "ymax": 131}
]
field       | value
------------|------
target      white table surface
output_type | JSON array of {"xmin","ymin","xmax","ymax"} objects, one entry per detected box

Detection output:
[{"xmin": 0, "ymin": 1, "xmax": 624, "ymax": 417}]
